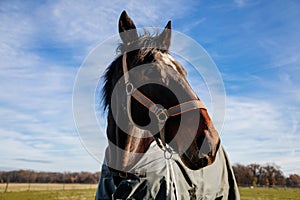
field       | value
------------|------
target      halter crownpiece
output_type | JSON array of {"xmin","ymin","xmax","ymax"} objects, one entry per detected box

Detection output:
[{"xmin": 122, "ymin": 52, "xmax": 207, "ymax": 147}]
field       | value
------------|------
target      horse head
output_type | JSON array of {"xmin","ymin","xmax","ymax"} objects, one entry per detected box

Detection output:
[{"xmin": 103, "ymin": 11, "xmax": 220, "ymax": 171}]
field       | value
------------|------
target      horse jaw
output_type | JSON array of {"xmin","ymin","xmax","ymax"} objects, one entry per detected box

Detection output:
[
  {"xmin": 167, "ymin": 109, "xmax": 220, "ymax": 170},
  {"xmin": 179, "ymin": 127, "xmax": 220, "ymax": 170}
]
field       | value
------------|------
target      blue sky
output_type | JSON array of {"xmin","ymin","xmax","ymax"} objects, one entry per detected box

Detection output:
[{"xmin": 1, "ymin": 0, "xmax": 299, "ymax": 175}]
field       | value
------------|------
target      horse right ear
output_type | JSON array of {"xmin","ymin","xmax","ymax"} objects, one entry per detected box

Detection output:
[{"xmin": 118, "ymin": 11, "xmax": 138, "ymax": 44}]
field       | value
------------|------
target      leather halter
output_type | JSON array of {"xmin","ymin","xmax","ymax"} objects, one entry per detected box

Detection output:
[{"xmin": 122, "ymin": 52, "xmax": 206, "ymax": 154}]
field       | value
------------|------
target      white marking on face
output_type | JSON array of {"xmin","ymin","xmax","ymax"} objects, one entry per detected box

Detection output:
[{"xmin": 159, "ymin": 52, "xmax": 178, "ymax": 72}]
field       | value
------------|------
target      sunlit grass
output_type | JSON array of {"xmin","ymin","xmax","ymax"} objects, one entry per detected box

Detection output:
[
  {"xmin": 0, "ymin": 189, "xmax": 96, "ymax": 200},
  {"xmin": 239, "ymin": 187, "xmax": 300, "ymax": 200},
  {"xmin": 0, "ymin": 184, "xmax": 97, "ymax": 200},
  {"xmin": 0, "ymin": 183, "xmax": 97, "ymax": 192}
]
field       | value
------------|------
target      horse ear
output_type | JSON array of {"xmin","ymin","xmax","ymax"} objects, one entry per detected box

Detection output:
[
  {"xmin": 158, "ymin": 21, "xmax": 172, "ymax": 50},
  {"xmin": 118, "ymin": 10, "xmax": 138, "ymax": 44}
]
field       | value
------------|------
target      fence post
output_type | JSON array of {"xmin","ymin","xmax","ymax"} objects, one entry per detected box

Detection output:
[{"xmin": 4, "ymin": 176, "xmax": 9, "ymax": 193}]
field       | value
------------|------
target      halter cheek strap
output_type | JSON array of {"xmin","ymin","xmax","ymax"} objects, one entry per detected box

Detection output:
[{"xmin": 122, "ymin": 52, "xmax": 206, "ymax": 150}]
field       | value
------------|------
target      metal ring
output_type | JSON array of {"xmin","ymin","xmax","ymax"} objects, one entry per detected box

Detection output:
[
  {"xmin": 156, "ymin": 108, "xmax": 169, "ymax": 124},
  {"xmin": 125, "ymin": 82, "xmax": 134, "ymax": 95},
  {"xmin": 156, "ymin": 111, "xmax": 168, "ymax": 123},
  {"xmin": 164, "ymin": 147, "xmax": 173, "ymax": 160}
]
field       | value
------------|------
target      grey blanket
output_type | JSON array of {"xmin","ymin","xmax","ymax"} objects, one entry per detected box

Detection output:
[{"xmin": 95, "ymin": 142, "xmax": 240, "ymax": 200}]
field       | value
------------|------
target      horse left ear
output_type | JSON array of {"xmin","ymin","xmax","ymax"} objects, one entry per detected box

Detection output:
[
  {"xmin": 158, "ymin": 21, "xmax": 172, "ymax": 50},
  {"xmin": 118, "ymin": 10, "xmax": 138, "ymax": 44}
]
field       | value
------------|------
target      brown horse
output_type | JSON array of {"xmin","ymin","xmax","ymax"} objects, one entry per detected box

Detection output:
[{"xmin": 96, "ymin": 11, "xmax": 239, "ymax": 200}]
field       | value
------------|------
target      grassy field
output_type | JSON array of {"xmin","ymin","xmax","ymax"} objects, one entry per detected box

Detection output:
[
  {"xmin": 0, "ymin": 184, "xmax": 97, "ymax": 200},
  {"xmin": 0, "ymin": 184, "xmax": 300, "ymax": 199},
  {"xmin": 0, "ymin": 189, "xmax": 96, "ymax": 200},
  {"xmin": 239, "ymin": 187, "xmax": 300, "ymax": 200},
  {"xmin": 0, "ymin": 183, "xmax": 97, "ymax": 192}
]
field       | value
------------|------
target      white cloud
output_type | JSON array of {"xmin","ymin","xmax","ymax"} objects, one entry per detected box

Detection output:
[
  {"xmin": 221, "ymin": 96, "xmax": 300, "ymax": 174},
  {"xmin": 234, "ymin": 0, "xmax": 246, "ymax": 7},
  {"xmin": 29, "ymin": 0, "xmax": 196, "ymax": 50},
  {"xmin": 0, "ymin": 1, "xmax": 97, "ymax": 171}
]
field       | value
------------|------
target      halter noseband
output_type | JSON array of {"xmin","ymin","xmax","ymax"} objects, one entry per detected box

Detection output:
[{"xmin": 122, "ymin": 52, "xmax": 206, "ymax": 152}]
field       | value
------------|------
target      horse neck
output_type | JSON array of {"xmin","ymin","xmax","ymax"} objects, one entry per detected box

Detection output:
[{"xmin": 105, "ymin": 111, "xmax": 154, "ymax": 171}]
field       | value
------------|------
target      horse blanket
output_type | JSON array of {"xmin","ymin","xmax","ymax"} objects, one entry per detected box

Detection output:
[{"xmin": 95, "ymin": 142, "xmax": 240, "ymax": 200}]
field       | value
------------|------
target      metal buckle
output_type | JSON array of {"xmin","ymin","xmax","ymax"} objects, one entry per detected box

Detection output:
[
  {"xmin": 119, "ymin": 172, "xmax": 128, "ymax": 178},
  {"xmin": 156, "ymin": 109, "xmax": 168, "ymax": 124},
  {"xmin": 125, "ymin": 82, "xmax": 134, "ymax": 95},
  {"xmin": 150, "ymin": 105, "xmax": 169, "ymax": 124}
]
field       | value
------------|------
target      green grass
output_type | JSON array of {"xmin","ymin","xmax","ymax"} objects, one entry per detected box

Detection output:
[
  {"xmin": 239, "ymin": 187, "xmax": 300, "ymax": 200},
  {"xmin": 0, "ymin": 183, "xmax": 97, "ymax": 192},
  {"xmin": 1, "ymin": 184, "xmax": 300, "ymax": 200},
  {"xmin": 0, "ymin": 184, "xmax": 97, "ymax": 200},
  {"xmin": 0, "ymin": 189, "xmax": 96, "ymax": 200}
]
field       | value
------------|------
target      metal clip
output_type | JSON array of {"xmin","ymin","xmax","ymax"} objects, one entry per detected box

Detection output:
[{"xmin": 149, "ymin": 105, "xmax": 169, "ymax": 124}]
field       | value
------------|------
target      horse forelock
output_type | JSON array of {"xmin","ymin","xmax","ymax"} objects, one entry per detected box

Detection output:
[{"xmin": 117, "ymin": 30, "xmax": 166, "ymax": 55}]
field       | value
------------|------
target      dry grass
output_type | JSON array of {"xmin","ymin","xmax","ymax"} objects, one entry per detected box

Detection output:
[{"xmin": 0, "ymin": 183, "xmax": 97, "ymax": 192}]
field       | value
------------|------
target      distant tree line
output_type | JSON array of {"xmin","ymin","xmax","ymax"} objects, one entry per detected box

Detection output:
[
  {"xmin": 232, "ymin": 163, "xmax": 300, "ymax": 188},
  {"xmin": 1, "ymin": 163, "xmax": 299, "ymax": 188},
  {"xmin": 0, "ymin": 170, "xmax": 100, "ymax": 184}
]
